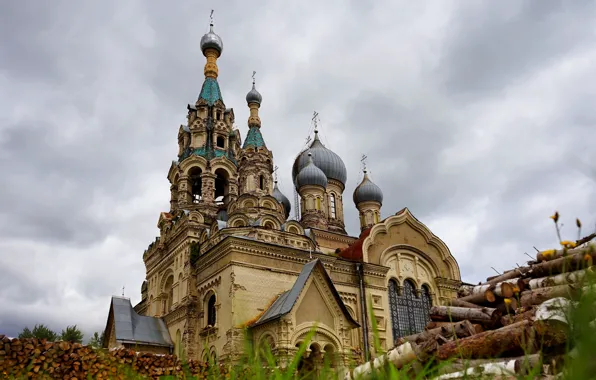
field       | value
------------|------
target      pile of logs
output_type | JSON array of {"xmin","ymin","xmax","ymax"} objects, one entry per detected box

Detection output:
[
  {"xmin": 347, "ymin": 239, "xmax": 596, "ymax": 379},
  {"xmin": 0, "ymin": 337, "xmax": 215, "ymax": 379}
]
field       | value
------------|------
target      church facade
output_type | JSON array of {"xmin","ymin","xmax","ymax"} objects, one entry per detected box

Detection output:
[{"xmin": 102, "ymin": 17, "xmax": 462, "ymax": 368}]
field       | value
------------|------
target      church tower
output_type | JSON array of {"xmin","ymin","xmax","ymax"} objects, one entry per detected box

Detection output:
[
  {"xmin": 169, "ymin": 18, "xmax": 241, "ymax": 223},
  {"xmin": 353, "ymin": 167, "xmax": 383, "ymax": 231},
  {"xmin": 237, "ymin": 75, "xmax": 274, "ymax": 197}
]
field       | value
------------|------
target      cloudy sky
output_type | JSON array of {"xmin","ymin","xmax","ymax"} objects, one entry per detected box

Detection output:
[{"xmin": 1, "ymin": 1, "xmax": 596, "ymax": 341}]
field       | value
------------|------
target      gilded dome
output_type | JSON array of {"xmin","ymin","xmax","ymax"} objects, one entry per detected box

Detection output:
[
  {"xmin": 200, "ymin": 24, "xmax": 223, "ymax": 55},
  {"xmin": 296, "ymin": 153, "xmax": 328, "ymax": 189},
  {"xmin": 353, "ymin": 171, "xmax": 383, "ymax": 205},
  {"xmin": 246, "ymin": 82, "xmax": 262, "ymax": 105},
  {"xmin": 292, "ymin": 131, "xmax": 347, "ymax": 189},
  {"xmin": 272, "ymin": 181, "xmax": 291, "ymax": 218}
]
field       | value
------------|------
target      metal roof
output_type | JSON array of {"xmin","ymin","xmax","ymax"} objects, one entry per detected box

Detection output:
[
  {"xmin": 110, "ymin": 296, "xmax": 173, "ymax": 347},
  {"xmin": 251, "ymin": 259, "xmax": 359, "ymax": 328}
]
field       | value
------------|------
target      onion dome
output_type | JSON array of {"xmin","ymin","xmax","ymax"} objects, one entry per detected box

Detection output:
[
  {"xmin": 272, "ymin": 181, "xmax": 291, "ymax": 217},
  {"xmin": 246, "ymin": 82, "xmax": 262, "ymax": 105},
  {"xmin": 353, "ymin": 170, "xmax": 383, "ymax": 205},
  {"xmin": 296, "ymin": 152, "xmax": 328, "ymax": 189},
  {"xmin": 292, "ymin": 130, "xmax": 347, "ymax": 189},
  {"xmin": 200, "ymin": 23, "xmax": 223, "ymax": 55}
]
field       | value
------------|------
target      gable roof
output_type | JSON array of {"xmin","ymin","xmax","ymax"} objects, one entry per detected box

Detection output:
[
  {"xmin": 250, "ymin": 259, "xmax": 359, "ymax": 328},
  {"xmin": 105, "ymin": 296, "xmax": 173, "ymax": 348}
]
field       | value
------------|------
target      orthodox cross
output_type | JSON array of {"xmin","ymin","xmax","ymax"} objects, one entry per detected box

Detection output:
[
  {"xmin": 273, "ymin": 165, "xmax": 279, "ymax": 181},
  {"xmin": 252, "ymin": 71, "xmax": 256, "ymax": 85},
  {"xmin": 312, "ymin": 111, "xmax": 319, "ymax": 132},
  {"xmin": 210, "ymin": 10, "xmax": 214, "ymax": 26},
  {"xmin": 121, "ymin": 286, "xmax": 125, "ymax": 297},
  {"xmin": 361, "ymin": 154, "xmax": 368, "ymax": 172}
]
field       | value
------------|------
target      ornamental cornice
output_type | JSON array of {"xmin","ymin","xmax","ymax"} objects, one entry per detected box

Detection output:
[
  {"xmin": 197, "ymin": 275, "xmax": 222, "ymax": 296},
  {"xmin": 310, "ymin": 228, "xmax": 357, "ymax": 244},
  {"xmin": 164, "ymin": 305, "xmax": 187, "ymax": 324}
]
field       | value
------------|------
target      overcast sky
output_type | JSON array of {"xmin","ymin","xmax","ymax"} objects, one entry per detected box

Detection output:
[{"xmin": 1, "ymin": 1, "xmax": 596, "ymax": 341}]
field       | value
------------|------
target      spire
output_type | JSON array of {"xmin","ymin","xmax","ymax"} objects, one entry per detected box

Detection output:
[
  {"xmin": 197, "ymin": 11, "xmax": 224, "ymax": 106},
  {"xmin": 200, "ymin": 10, "xmax": 223, "ymax": 79},
  {"xmin": 246, "ymin": 71, "xmax": 262, "ymax": 127}
]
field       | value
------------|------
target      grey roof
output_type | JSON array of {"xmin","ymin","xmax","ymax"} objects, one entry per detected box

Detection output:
[
  {"xmin": 216, "ymin": 208, "xmax": 229, "ymax": 222},
  {"xmin": 296, "ymin": 153, "xmax": 328, "ymax": 189},
  {"xmin": 200, "ymin": 24, "xmax": 223, "ymax": 54},
  {"xmin": 353, "ymin": 171, "xmax": 383, "ymax": 205},
  {"xmin": 109, "ymin": 296, "xmax": 173, "ymax": 347},
  {"xmin": 246, "ymin": 82, "xmax": 262, "ymax": 105},
  {"xmin": 272, "ymin": 181, "xmax": 291, "ymax": 218},
  {"xmin": 292, "ymin": 130, "xmax": 347, "ymax": 187},
  {"xmin": 251, "ymin": 259, "xmax": 359, "ymax": 328}
]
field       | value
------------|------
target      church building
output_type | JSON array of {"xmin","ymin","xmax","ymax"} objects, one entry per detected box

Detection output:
[{"xmin": 102, "ymin": 16, "xmax": 462, "ymax": 368}]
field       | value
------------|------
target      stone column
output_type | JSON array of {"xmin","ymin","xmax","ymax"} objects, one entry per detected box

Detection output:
[
  {"xmin": 228, "ymin": 178, "xmax": 239, "ymax": 202},
  {"xmin": 170, "ymin": 184, "xmax": 178, "ymax": 211},
  {"xmin": 201, "ymin": 172, "xmax": 216, "ymax": 204},
  {"xmin": 178, "ymin": 175, "xmax": 191, "ymax": 205}
]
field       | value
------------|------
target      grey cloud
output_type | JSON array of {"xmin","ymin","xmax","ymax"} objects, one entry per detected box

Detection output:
[
  {"xmin": 1, "ymin": 0, "xmax": 596, "ymax": 338},
  {"xmin": 439, "ymin": 1, "xmax": 596, "ymax": 99}
]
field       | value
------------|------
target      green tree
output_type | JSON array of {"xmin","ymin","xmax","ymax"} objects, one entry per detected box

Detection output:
[
  {"xmin": 88, "ymin": 330, "xmax": 105, "ymax": 348},
  {"xmin": 59, "ymin": 325, "xmax": 84, "ymax": 343},
  {"xmin": 18, "ymin": 324, "xmax": 57, "ymax": 341}
]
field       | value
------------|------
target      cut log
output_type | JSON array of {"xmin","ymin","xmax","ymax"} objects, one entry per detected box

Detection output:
[
  {"xmin": 437, "ymin": 320, "xmax": 532, "ymax": 360},
  {"xmin": 537, "ymin": 244, "xmax": 596, "ymax": 263},
  {"xmin": 485, "ymin": 267, "xmax": 531, "ymax": 285},
  {"xmin": 501, "ymin": 308, "xmax": 535, "ymax": 326},
  {"xmin": 527, "ymin": 267, "xmax": 592, "ymax": 290},
  {"xmin": 436, "ymin": 354, "xmax": 544, "ymax": 378},
  {"xmin": 495, "ymin": 297, "xmax": 518, "ymax": 315},
  {"xmin": 430, "ymin": 306, "xmax": 501, "ymax": 327},
  {"xmin": 445, "ymin": 298, "xmax": 482, "ymax": 309},
  {"xmin": 456, "ymin": 289, "xmax": 497, "ymax": 305},
  {"xmin": 519, "ymin": 284, "xmax": 576, "ymax": 308},
  {"xmin": 526, "ymin": 250, "xmax": 596, "ymax": 279},
  {"xmin": 472, "ymin": 282, "xmax": 514, "ymax": 298},
  {"xmin": 396, "ymin": 320, "xmax": 476, "ymax": 346}
]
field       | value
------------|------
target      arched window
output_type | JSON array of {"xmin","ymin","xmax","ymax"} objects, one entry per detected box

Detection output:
[
  {"xmin": 374, "ymin": 211, "xmax": 380, "ymax": 224},
  {"xmin": 259, "ymin": 175, "xmax": 265, "ymax": 190},
  {"xmin": 329, "ymin": 194, "xmax": 336, "ymax": 219},
  {"xmin": 207, "ymin": 294, "xmax": 216, "ymax": 327},
  {"xmin": 421, "ymin": 285, "xmax": 433, "ymax": 319},
  {"xmin": 163, "ymin": 275, "xmax": 174, "ymax": 314},
  {"xmin": 264, "ymin": 221, "xmax": 274, "ymax": 230},
  {"xmin": 216, "ymin": 136, "xmax": 225, "ymax": 148},
  {"xmin": 388, "ymin": 279, "xmax": 428, "ymax": 340},
  {"xmin": 214, "ymin": 168, "xmax": 229, "ymax": 205},
  {"xmin": 316, "ymin": 198, "xmax": 321, "ymax": 210},
  {"xmin": 176, "ymin": 330, "xmax": 182, "ymax": 357}
]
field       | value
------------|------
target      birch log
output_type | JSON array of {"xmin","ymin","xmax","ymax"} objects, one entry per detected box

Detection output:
[
  {"xmin": 436, "ymin": 320, "xmax": 532, "ymax": 360},
  {"xmin": 519, "ymin": 284, "xmax": 575, "ymax": 308},
  {"xmin": 395, "ymin": 320, "xmax": 476, "ymax": 346},
  {"xmin": 527, "ymin": 267, "xmax": 592, "ymax": 290},
  {"xmin": 446, "ymin": 298, "xmax": 482, "ymax": 309},
  {"xmin": 430, "ymin": 306, "xmax": 501, "ymax": 326}
]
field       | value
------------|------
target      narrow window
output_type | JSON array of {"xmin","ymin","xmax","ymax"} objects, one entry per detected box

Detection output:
[
  {"xmin": 316, "ymin": 198, "xmax": 321, "ymax": 210},
  {"xmin": 207, "ymin": 294, "xmax": 216, "ymax": 326},
  {"xmin": 330, "ymin": 194, "xmax": 337, "ymax": 219},
  {"xmin": 259, "ymin": 175, "xmax": 265, "ymax": 190},
  {"xmin": 374, "ymin": 211, "xmax": 379, "ymax": 224}
]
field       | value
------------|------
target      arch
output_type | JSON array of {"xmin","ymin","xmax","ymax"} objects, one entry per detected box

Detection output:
[
  {"xmin": 259, "ymin": 174, "xmax": 265, "ymax": 191},
  {"xmin": 262, "ymin": 200, "xmax": 275, "ymax": 210},
  {"xmin": 214, "ymin": 168, "xmax": 230, "ymax": 205},
  {"xmin": 175, "ymin": 329, "xmax": 182, "ymax": 357},
  {"xmin": 284, "ymin": 220, "xmax": 304, "ymax": 235},
  {"xmin": 179, "ymin": 155, "xmax": 208, "ymax": 175},
  {"xmin": 228, "ymin": 214, "xmax": 249, "ymax": 228},
  {"xmin": 291, "ymin": 324, "xmax": 342, "ymax": 350},
  {"xmin": 260, "ymin": 216, "xmax": 280, "ymax": 230},
  {"xmin": 362, "ymin": 208, "xmax": 460, "ymax": 279},
  {"xmin": 163, "ymin": 275, "xmax": 174, "ymax": 314},
  {"xmin": 216, "ymin": 135, "xmax": 225, "ymax": 148},
  {"xmin": 189, "ymin": 210, "xmax": 204, "ymax": 224},
  {"xmin": 188, "ymin": 167, "xmax": 203, "ymax": 204},
  {"xmin": 242, "ymin": 198, "xmax": 256, "ymax": 209},
  {"xmin": 205, "ymin": 291, "xmax": 217, "ymax": 327}
]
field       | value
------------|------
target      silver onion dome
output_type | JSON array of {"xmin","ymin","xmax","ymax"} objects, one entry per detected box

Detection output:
[
  {"xmin": 246, "ymin": 82, "xmax": 262, "ymax": 105},
  {"xmin": 292, "ymin": 130, "xmax": 347, "ymax": 188},
  {"xmin": 200, "ymin": 24, "xmax": 223, "ymax": 55},
  {"xmin": 296, "ymin": 153, "xmax": 328, "ymax": 189},
  {"xmin": 353, "ymin": 171, "xmax": 383, "ymax": 205},
  {"xmin": 272, "ymin": 181, "xmax": 291, "ymax": 217}
]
